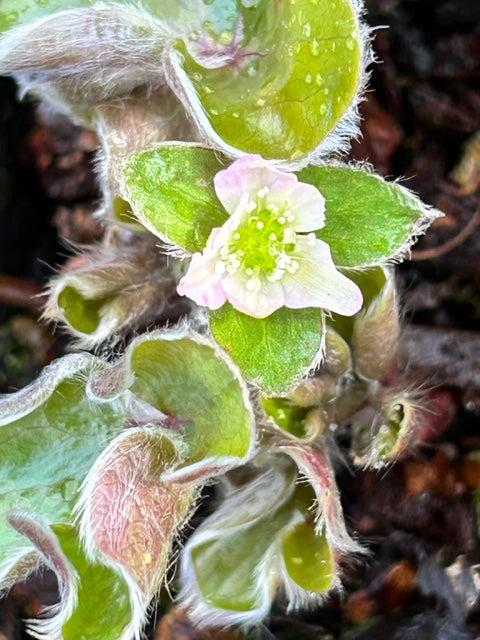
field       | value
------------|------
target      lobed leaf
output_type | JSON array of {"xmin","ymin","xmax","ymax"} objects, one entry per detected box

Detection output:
[
  {"xmin": 169, "ymin": 0, "xmax": 363, "ymax": 160},
  {"xmin": 123, "ymin": 144, "xmax": 228, "ymax": 252},
  {"xmin": 179, "ymin": 461, "xmax": 337, "ymax": 625},
  {"xmin": 4, "ymin": 515, "xmax": 133, "ymax": 640},
  {"xmin": 54, "ymin": 524, "xmax": 133, "ymax": 640},
  {"xmin": 77, "ymin": 428, "xmax": 196, "ymax": 596},
  {"xmin": 126, "ymin": 329, "xmax": 255, "ymax": 479},
  {"xmin": 210, "ymin": 305, "xmax": 324, "ymax": 394},
  {"xmin": 297, "ymin": 165, "xmax": 442, "ymax": 266},
  {"xmin": 0, "ymin": 355, "xmax": 124, "ymax": 567},
  {"xmin": 282, "ymin": 521, "xmax": 335, "ymax": 592}
]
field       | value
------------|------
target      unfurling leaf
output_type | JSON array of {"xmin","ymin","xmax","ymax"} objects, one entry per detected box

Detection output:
[
  {"xmin": 77, "ymin": 428, "xmax": 196, "ymax": 597},
  {"xmin": 44, "ymin": 235, "xmax": 179, "ymax": 347},
  {"xmin": 179, "ymin": 460, "xmax": 338, "ymax": 625}
]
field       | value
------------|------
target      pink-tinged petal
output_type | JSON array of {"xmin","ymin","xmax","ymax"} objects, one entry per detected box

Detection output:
[
  {"xmin": 281, "ymin": 237, "xmax": 363, "ymax": 316},
  {"xmin": 177, "ymin": 252, "xmax": 227, "ymax": 310},
  {"xmin": 214, "ymin": 154, "xmax": 286, "ymax": 214},
  {"xmin": 209, "ymin": 192, "xmax": 251, "ymax": 251},
  {"xmin": 222, "ymin": 274, "xmax": 285, "ymax": 319},
  {"xmin": 268, "ymin": 179, "xmax": 326, "ymax": 232}
]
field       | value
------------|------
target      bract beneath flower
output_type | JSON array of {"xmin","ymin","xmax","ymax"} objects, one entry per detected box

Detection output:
[{"xmin": 177, "ymin": 155, "xmax": 363, "ymax": 319}]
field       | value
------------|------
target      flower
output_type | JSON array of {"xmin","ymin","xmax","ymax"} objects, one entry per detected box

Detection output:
[{"xmin": 177, "ymin": 155, "xmax": 363, "ymax": 319}]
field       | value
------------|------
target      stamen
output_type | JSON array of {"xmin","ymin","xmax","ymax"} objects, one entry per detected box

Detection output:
[
  {"xmin": 306, "ymin": 232, "xmax": 316, "ymax": 246},
  {"xmin": 257, "ymin": 186, "xmax": 270, "ymax": 198},
  {"xmin": 256, "ymin": 220, "xmax": 264, "ymax": 229},
  {"xmin": 286, "ymin": 260, "xmax": 299, "ymax": 273},
  {"xmin": 246, "ymin": 277, "xmax": 262, "ymax": 292},
  {"xmin": 283, "ymin": 227, "xmax": 295, "ymax": 243}
]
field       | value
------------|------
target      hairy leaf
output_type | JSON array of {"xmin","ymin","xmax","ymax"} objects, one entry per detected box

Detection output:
[
  {"xmin": 123, "ymin": 144, "xmax": 228, "ymax": 251},
  {"xmin": 78, "ymin": 428, "xmax": 196, "ymax": 596},
  {"xmin": 0, "ymin": 356, "xmax": 124, "ymax": 566},
  {"xmin": 282, "ymin": 521, "xmax": 335, "ymax": 592},
  {"xmin": 297, "ymin": 165, "xmax": 442, "ymax": 266},
  {"xmin": 54, "ymin": 524, "xmax": 133, "ymax": 640},
  {"xmin": 126, "ymin": 331, "xmax": 255, "ymax": 478},
  {"xmin": 170, "ymin": 0, "xmax": 363, "ymax": 160},
  {"xmin": 210, "ymin": 305, "xmax": 323, "ymax": 393}
]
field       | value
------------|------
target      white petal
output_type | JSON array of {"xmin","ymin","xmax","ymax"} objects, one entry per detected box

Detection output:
[
  {"xmin": 268, "ymin": 179, "xmax": 325, "ymax": 232},
  {"xmin": 214, "ymin": 155, "xmax": 286, "ymax": 214},
  {"xmin": 281, "ymin": 237, "xmax": 363, "ymax": 316},
  {"xmin": 222, "ymin": 274, "xmax": 285, "ymax": 319},
  {"xmin": 177, "ymin": 252, "xmax": 227, "ymax": 309}
]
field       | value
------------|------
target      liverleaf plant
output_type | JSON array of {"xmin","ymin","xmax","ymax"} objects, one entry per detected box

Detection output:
[{"xmin": 0, "ymin": 0, "xmax": 443, "ymax": 637}]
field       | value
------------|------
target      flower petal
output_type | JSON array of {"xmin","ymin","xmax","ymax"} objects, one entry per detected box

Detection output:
[
  {"xmin": 268, "ymin": 179, "xmax": 325, "ymax": 232},
  {"xmin": 222, "ymin": 274, "xmax": 285, "ymax": 319},
  {"xmin": 177, "ymin": 251, "xmax": 227, "ymax": 309},
  {"xmin": 214, "ymin": 154, "xmax": 287, "ymax": 214},
  {"xmin": 281, "ymin": 237, "xmax": 363, "ymax": 316}
]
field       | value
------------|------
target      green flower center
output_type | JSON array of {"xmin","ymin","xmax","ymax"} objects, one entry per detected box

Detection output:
[{"xmin": 216, "ymin": 187, "xmax": 308, "ymax": 292}]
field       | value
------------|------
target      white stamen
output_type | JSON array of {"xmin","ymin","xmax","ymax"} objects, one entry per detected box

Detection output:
[
  {"xmin": 257, "ymin": 186, "xmax": 270, "ymax": 198},
  {"xmin": 233, "ymin": 232, "xmax": 241, "ymax": 240},
  {"xmin": 256, "ymin": 221, "xmax": 264, "ymax": 230},
  {"xmin": 278, "ymin": 216, "xmax": 286, "ymax": 224},
  {"xmin": 307, "ymin": 232, "xmax": 316, "ymax": 246},
  {"xmin": 215, "ymin": 261, "xmax": 226, "ymax": 275},
  {"xmin": 246, "ymin": 277, "xmax": 261, "ymax": 292},
  {"xmin": 283, "ymin": 227, "xmax": 295, "ymax": 243},
  {"xmin": 287, "ymin": 213, "xmax": 295, "ymax": 223},
  {"xmin": 286, "ymin": 260, "xmax": 299, "ymax": 273},
  {"xmin": 246, "ymin": 201, "xmax": 257, "ymax": 213}
]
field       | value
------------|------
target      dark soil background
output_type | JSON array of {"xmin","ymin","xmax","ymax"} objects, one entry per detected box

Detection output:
[{"xmin": 1, "ymin": 0, "xmax": 480, "ymax": 638}]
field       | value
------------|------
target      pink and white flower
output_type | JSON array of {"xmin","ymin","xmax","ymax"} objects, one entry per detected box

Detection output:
[{"xmin": 177, "ymin": 155, "xmax": 363, "ymax": 319}]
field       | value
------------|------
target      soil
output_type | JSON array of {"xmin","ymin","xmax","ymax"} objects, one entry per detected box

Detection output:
[{"xmin": 0, "ymin": 0, "xmax": 480, "ymax": 638}]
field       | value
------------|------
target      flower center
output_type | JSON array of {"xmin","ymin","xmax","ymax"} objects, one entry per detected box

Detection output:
[{"xmin": 216, "ymin": 186, "xmax": 304, "ymax": 291}]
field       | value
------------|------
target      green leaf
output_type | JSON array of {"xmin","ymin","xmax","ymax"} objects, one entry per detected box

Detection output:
[
  {"xmin": 53, "ymin": 524, "xmax": 133, "ymax": 640},
  {"xmin": 174, "ymin": 0, "xmax": 362, "ymax": 160},
  {"xmin": 0, "ymin": 359, "xmax": 125, "ymax": 566},
  {"xmin": 262, "ymin": 396, "xmax": 310, "ymax": 439},
  {"xmin": 192, "ymin": 502, "xmax": 295, "ymax": 612},
  {"xmin": 123, "ymin": 145, "xmax": 228, "ymax": 251},
  {"xmin": 181, "ymin": 464, "xmax": 299, "ymax": 619},
  {"xmin": 58, "ymin": 285, "xmax": 106, "ymax": 334},
  {"xmin": 0, "ymin": 0, "xmax": 92, "ymax": 34},
  {"xmin": 297, "ymin": 165, "xmax": 441, "ymax": 266},
  {"xmin": 210, "ymin": 305, "xmax": 323, "ymax": 393},
  {"xmin": 180, "ymin": 464, "xmax": 334, "ymax": 623},
  {"xmin": 282, "ymin": 522, "xmax": 335, "ymax": 592},
  {"xmin": 127, "ymin": 331, "xmax": 254, "ymax": 474}
]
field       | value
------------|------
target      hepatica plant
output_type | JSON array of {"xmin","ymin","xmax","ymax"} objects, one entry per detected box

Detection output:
[{"xmin": 0, "ymin": 0, "xmax": 441, "ymax": 638}]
